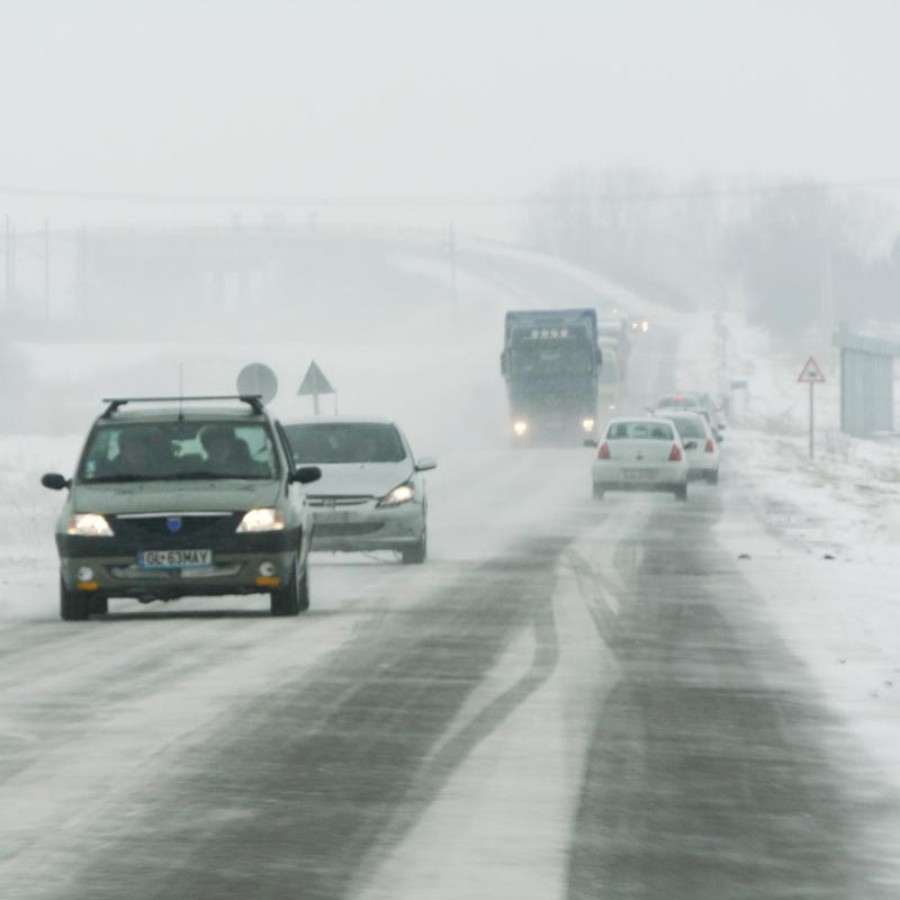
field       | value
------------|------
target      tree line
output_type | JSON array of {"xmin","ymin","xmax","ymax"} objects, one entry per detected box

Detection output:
[{"xmin": 519, "ymin": 167, "xmax": 900, "ymax": 340}]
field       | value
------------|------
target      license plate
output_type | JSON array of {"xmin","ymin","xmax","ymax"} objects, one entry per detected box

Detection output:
[
  {"xmin": 623, "ymin": 468, "xmax": 657, "ymax": 482},
  {"xmin": 313, "ymin": 509, "xmax": 362, "ymax": 524},
  {"xmin": 138, "ymin": 549, "xmax": 213, "ymax": 569}
]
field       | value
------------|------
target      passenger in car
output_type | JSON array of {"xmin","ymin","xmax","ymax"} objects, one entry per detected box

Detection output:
[
  {"xmin": 110, "ymin": 427, "xmax": 172, "ymax": 477},
  {"xmin": 201, "ymin": 426, "xmax": 267, "ymax": 477}
]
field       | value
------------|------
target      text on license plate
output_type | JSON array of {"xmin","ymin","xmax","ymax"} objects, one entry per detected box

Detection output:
[
  {"xmin": 138, "ymin": 549, "xmax": 213, "ymax": 569},
  {"xmin": 623, "ymin": 468, "xmax": 657, "ymax": 481}
]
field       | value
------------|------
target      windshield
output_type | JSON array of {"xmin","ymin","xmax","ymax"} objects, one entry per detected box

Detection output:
[
  {"xmin": 510, "ymin": 340, "xmax": 594, "ymax": 377},
  {"xmin": 284, "ymin": 422, "xmax": 407, "ymax": 465},
  {"xmin": 77, "ymin": 421, "xmax": 280, "ymax": 482}
]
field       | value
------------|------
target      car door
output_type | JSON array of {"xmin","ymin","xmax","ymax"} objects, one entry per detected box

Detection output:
[{"xmin": 274, "ymin": 420, "xmax": 313, "ymax": 558}]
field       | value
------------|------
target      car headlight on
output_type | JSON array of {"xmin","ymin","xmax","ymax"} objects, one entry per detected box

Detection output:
[
  {"xmin": 67, "ymin": 513, "xmax": 114, "ymax": 537},
  {"xmin": 581, "ymin": 418, "xmax": 595, "ymax": 432},
  {"xmin": 236, "ymin": 508, "xmax": 285, "ymax": 532},
  {"xmin": 513, "ymin": 420, "xmax": 529, "ymax": 437},
  {"xmin": 378, "ymin": 483, "xmax": 415, "ymax": 507}
]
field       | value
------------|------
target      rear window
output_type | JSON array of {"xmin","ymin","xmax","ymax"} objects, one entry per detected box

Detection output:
[
  {"xmin": 284, "ymin": 423, "xmax": 407, "ymax": 464},
  {"xmin": 669, "ymin": 417, "xmax": 705, "ymax": 439},
  {"xmin": 606, "ymin": 421, "xmax": 674, "ymax": 441}
]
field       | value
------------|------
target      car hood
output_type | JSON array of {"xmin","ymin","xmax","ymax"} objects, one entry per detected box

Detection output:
[
  {"xmin": 304, "ymin": 462, "xmax": 414, "ymax": 498},
  {"xmin": 70, "ymin": 479, "xmax": 281, "ymax": 515}
]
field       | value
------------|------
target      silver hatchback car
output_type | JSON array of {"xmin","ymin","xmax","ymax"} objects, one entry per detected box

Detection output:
[{"xmin": 282, "ymin": 417, "xmax": 437, "ymax": 564}]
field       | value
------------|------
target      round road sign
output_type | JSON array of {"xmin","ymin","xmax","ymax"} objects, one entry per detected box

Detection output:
[{"xmin": 237, "ymin": 363, "xmax": 278, "ymax": 404}]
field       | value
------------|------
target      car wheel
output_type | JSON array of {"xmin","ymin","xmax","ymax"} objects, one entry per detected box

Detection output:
[
  {"xmin": 297, "ymin": 563, "xmax": 310, "ymax": 612},
  {"xmin": 675, "ymin": 484, "xmax": 688, "ymax": 501},
  {"xmin": 401, "ymin": 530, "xmax": 427, "ymax": 565},
  {"xmin": 92, "ymin": 597, "xmax": 109, "ymax": 615},
  {"xmin": 270, "ymin": 559, "xmax": 301, "ymax": 616},
  {"xmin": 60, "ymin": 578, "xmax": 90, "ymax": 621},
  {"xmin": 707, "ymin": 469, "xmax": 719, "ymax": 485},
  {"xmin": 592, "ymin": 483, "xmax": 604, "ymax": 500}
]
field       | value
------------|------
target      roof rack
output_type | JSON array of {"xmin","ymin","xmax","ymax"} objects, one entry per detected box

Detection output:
[{"xmin": 100, "ymin": 394, "xmax": 265, "ymax": 418}]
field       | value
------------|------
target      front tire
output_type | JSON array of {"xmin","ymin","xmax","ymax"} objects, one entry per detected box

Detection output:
[
  {"xmin": 270, "ymin": 559, "xmax": 303, "ymax": 616},
  {"xmin": 706, "ymin": 469, "xmax": 719, "ymax": 485},
  {"xmin": 401, "ymin": 530, "xmax": 427, "ymax": 565},
  {"xmin": 60, "ymin": 578, "xmax": 90, "ymax": 621}
]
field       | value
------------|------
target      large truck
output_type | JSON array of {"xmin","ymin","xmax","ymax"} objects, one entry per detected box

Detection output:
[{"xmin": 500, "ymin": 308, "xmax": 602, "ymax": 444}]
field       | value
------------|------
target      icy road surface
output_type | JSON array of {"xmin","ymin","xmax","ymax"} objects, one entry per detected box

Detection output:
[{"xmin": 2, "ymin": 329, "xmax": 900, "ymax": 900}]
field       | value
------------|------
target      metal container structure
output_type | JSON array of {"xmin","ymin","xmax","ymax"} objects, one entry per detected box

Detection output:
[{"xmin": 833, "ymin": 325, "xmax": 900, "ymax": 436}]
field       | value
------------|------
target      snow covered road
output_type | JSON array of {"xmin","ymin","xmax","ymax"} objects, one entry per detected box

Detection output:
[{"xmin": 3, "ymin": 314, "xmax": 900, "ymax": 899}]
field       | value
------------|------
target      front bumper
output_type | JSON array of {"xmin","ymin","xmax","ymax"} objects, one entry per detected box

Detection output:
[
  {"xmin": 592, "ymin": 465, "xmax": 687, "ymax": 492},
  {"xmin": 56, "ymin": 524, "xmax": 301, "ymax": 600},
  {"xmin": 309, "ymin": 502, "xmax": 425, "ymax": 553}
]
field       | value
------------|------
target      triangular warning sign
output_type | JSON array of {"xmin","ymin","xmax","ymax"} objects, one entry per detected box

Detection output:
[
  {"xmin": 298, "ymin": 361, "xmax": 335, "ymax": 396},
  {"xmin": 797, "ymin": 357, "xmax": 826, "ymax": 384}
]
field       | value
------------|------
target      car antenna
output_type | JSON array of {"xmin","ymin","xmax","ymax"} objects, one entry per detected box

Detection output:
[{"xmin": 178, "ymin": 363, "xmax": 185, "ymax": 420}]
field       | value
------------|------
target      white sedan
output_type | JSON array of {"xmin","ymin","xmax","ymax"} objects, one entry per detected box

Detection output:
[
  {"xmin": 587, "ymin": 417, "xmax": 691, "ymax": 501},
  {"xmin": 655, "ymin": 409, "xmax": 721, "ymax": 483},
  {"xmin": 282, "ymin": 417, "xmax": 436, "ymax": 564}
]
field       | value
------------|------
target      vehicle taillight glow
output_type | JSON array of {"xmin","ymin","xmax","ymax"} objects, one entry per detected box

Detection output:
[
  {"xmin": 668, "ymin": 443, "xmax": 683, "ymax": 462},
  {"xmin": 705, "ymin": 438, "xmax": 715, "ymax": 453},
  {"xmin": 598, "ymin": 442, "xmax": 611, "ymax": 460}
]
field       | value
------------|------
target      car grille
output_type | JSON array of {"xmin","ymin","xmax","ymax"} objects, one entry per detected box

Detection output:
[
  {"xmin": 111, "ymin": 513, "xmax": 240, "ymax": 542},
  {"xmin": 307, "ymin": 495, "xmax": 371, "ymax": 508}
]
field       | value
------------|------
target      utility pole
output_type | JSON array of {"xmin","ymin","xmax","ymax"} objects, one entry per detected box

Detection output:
[
  {"xmin": 44, "ymin": 220, "xmax": 51, "ymax": 319},
  {"xmin": 76, "ymin": 226, "xmax": 88, "ymax": 318},
  {"xmin": 448, "ymin": 221, "xmax": 458, "ymax": 325},
  {"xmin": 4, "ymin": 216, "xmax": 15, "ymax": 312}
]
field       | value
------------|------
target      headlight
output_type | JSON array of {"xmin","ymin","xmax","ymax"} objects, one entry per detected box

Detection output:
[
  {"xmin": 236, "ymin": 508, "xmax": 285, "ymax": 532},
  {"xmin": 513, "ymin": 420, "xmax": 528, "ymax": 436},
  {"xmin": 67, "ymin": 513, "xmax": 114, "ymax": 537},
  {"xmin": 581, "ymin": 418, "xmax": 595, "ymax": 432},
  {"xmin": 378, "ymin": 483, "xmax": 415, "ymax": 507}
]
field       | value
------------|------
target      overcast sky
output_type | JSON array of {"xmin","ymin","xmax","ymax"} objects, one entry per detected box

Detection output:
[{"xmin": 1, "ymin": 0, "xmax": 899, "ymax": 226}]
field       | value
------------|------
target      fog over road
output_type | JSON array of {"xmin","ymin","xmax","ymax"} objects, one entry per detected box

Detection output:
[{"xmin": 2, "ymin": 293, "xmax": 899, "ymax": 900}]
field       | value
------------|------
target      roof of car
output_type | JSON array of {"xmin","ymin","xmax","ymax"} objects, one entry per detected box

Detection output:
[
  {"xmin": 95, "ymin": 395, "xmax": 271, "ymax": 424},
  {"xmin": 606, "ymin": 415, "xmax": 674, "ymax": 426},
  {"xmin": 98, "ymin": 407, "xmax": 267, "ymax": 424},
  {"xmin": 654, "ymin": 408, "xmax": 706, "ymax": 420}
]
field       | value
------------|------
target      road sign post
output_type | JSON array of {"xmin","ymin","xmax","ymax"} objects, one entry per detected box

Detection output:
[
  {"xmin": 797, "ymin": 357, "xmax": 826, "ymax": 459},
  {"xmin": 298, "ymin": 361, "xmax": 336, "ymax": 415}
]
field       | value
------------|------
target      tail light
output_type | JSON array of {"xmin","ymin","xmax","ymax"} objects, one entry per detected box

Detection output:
[
  {"xmin": 705, "ymin": 438, "xmax": 715, "ymax": 453},
  {"xmin": 597, "ymin": 442, "xmax": 611, "ymax": 460},
  {"xmin": 668, "ymin": 443, "xmax": 683, "ymax": 462}
]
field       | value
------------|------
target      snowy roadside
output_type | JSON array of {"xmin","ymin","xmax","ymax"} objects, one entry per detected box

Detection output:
[{"xmin": 673, "ymin": 308, "xmax": 900, "ymax": 789}]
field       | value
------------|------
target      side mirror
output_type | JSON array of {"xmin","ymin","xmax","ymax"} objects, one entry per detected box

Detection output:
[
  {"xmin": 41, "ymin": 472, "xmax": 70, "ymax": 491},
  {"xmin": 415, "ymin": 456, "xmax": 437, "ymax": 472},
  {"xmin": 684, "ymin": 441, "xmax": 698, "ymax": 451},
  {"xmin": 293, "ymin": 466, "xmax": 322, "ymax": 485},
  {"xmin": 716, "ymin": 433, "xmax": 724, "ymax": 443}
]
